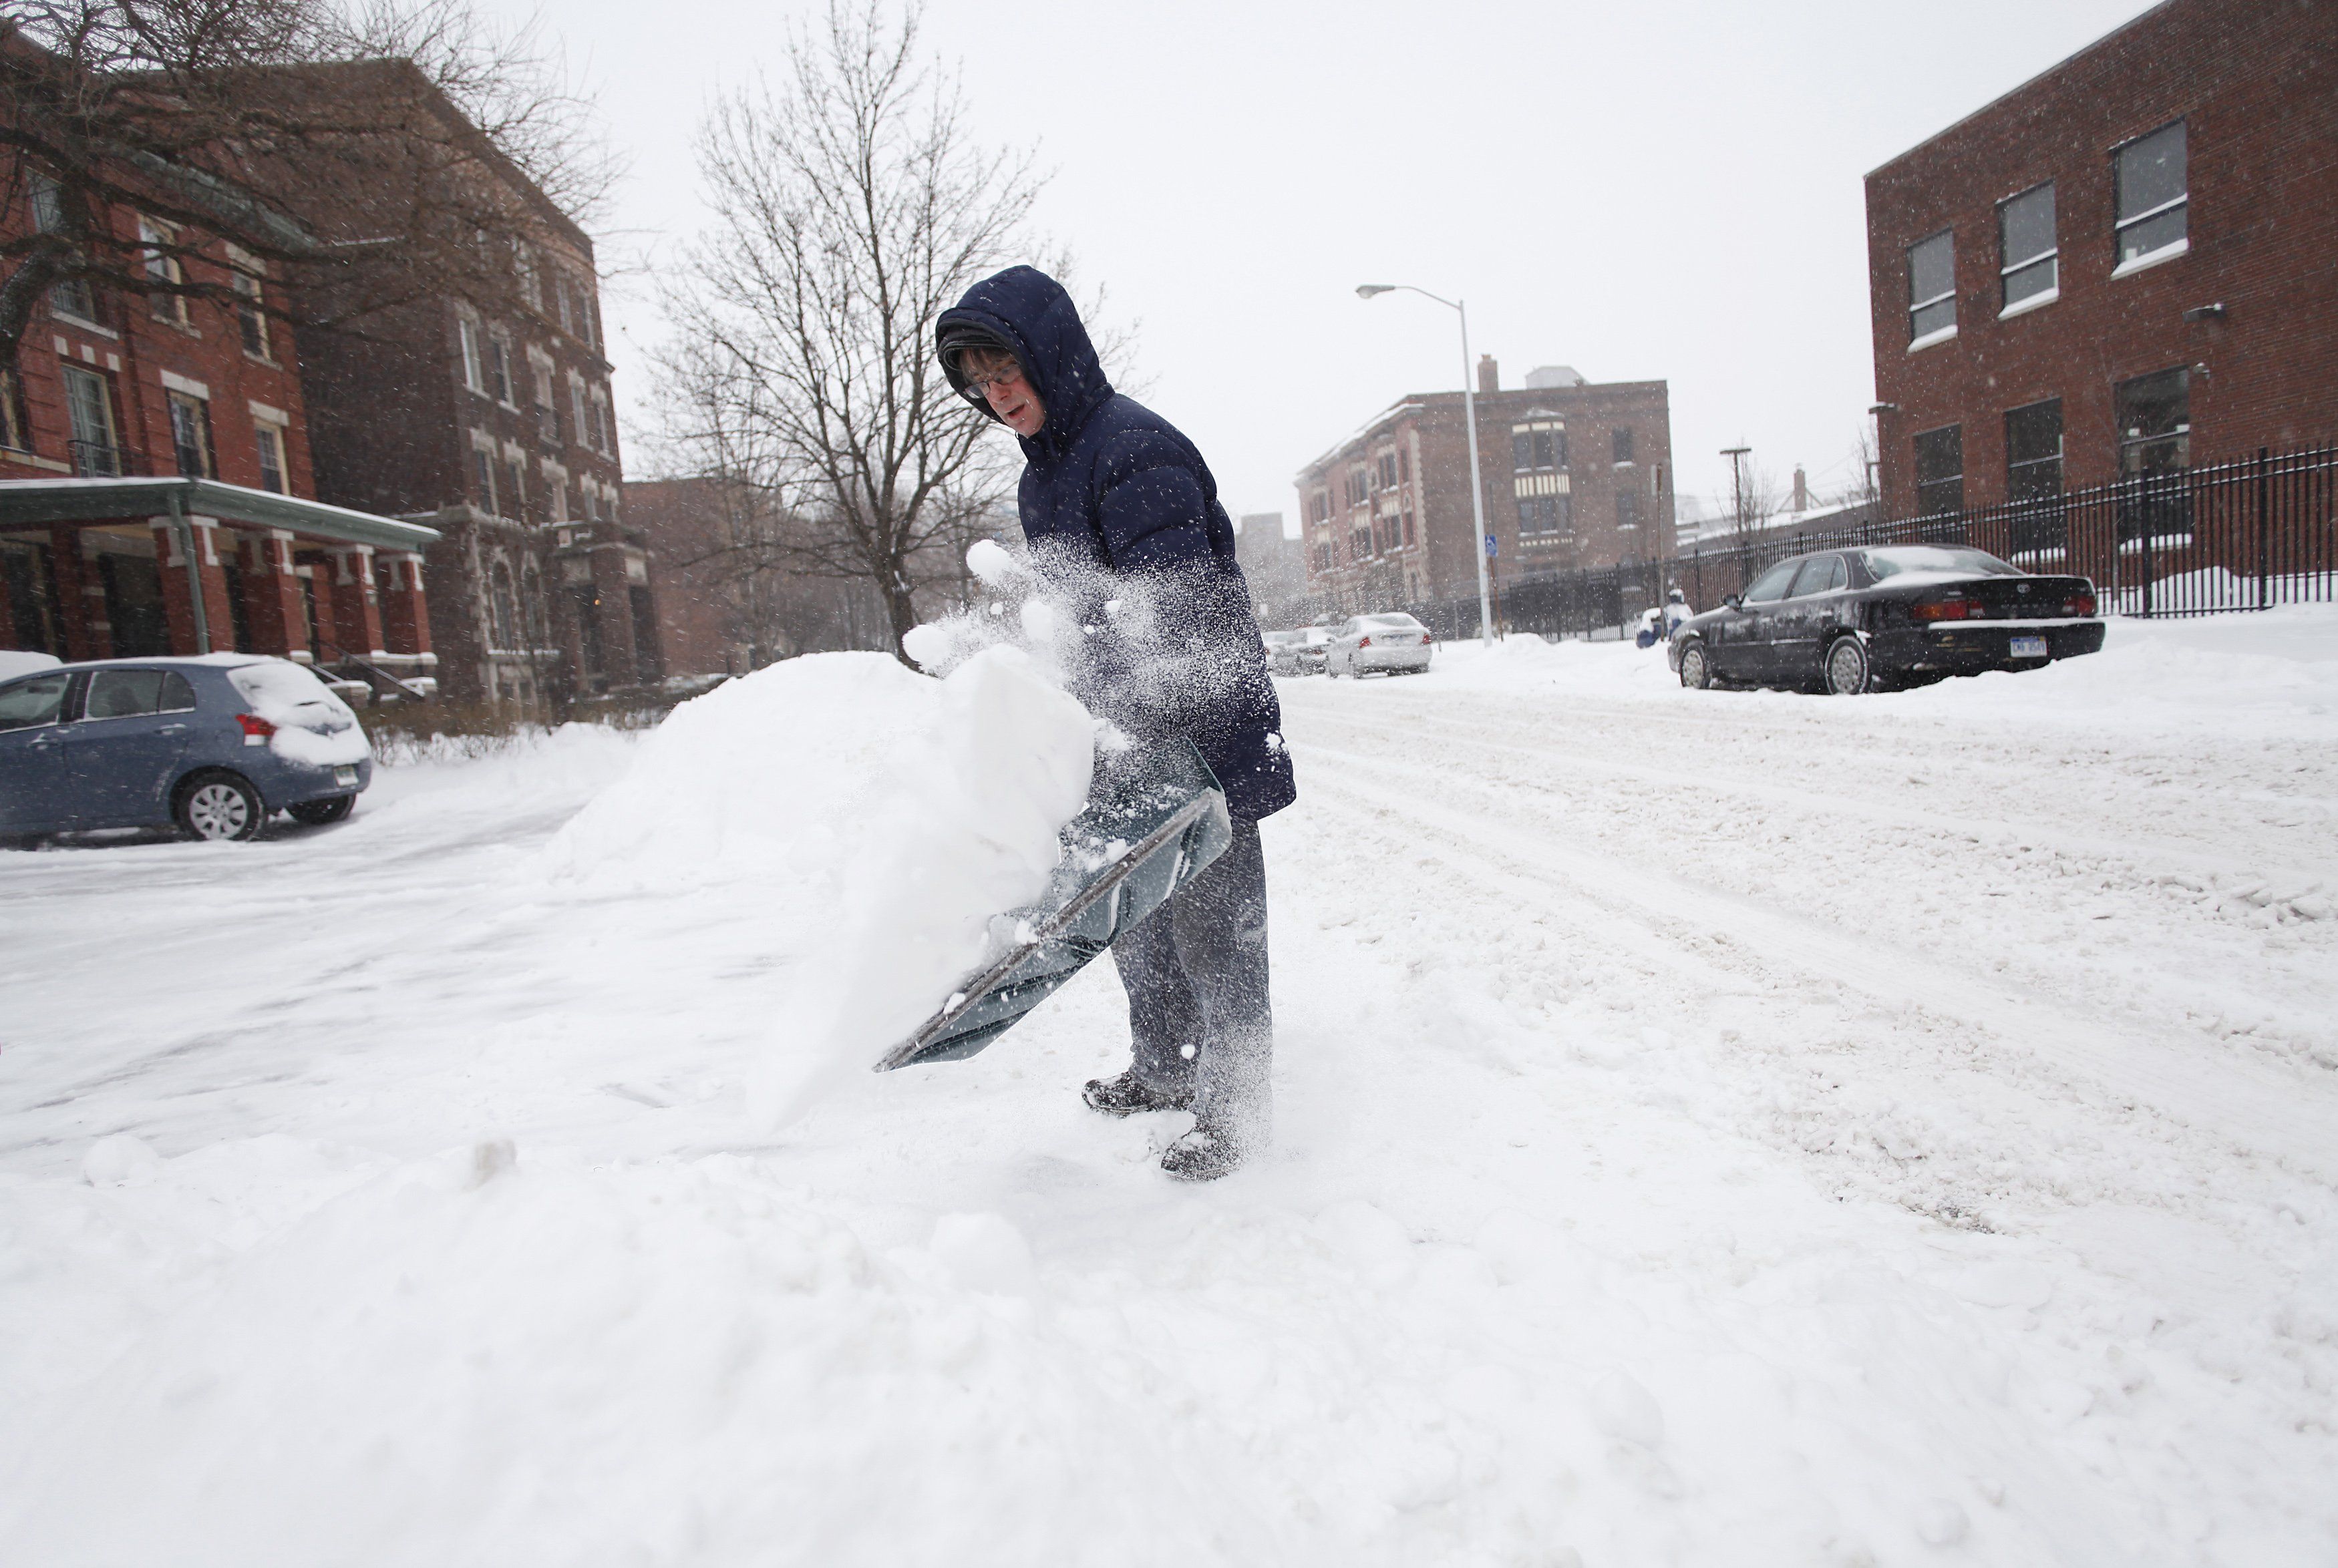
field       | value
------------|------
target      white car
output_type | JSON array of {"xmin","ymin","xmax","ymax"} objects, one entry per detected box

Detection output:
[{"xmin": 1326, "ymin": 612, "xmax": 1433, "ymax": 677}]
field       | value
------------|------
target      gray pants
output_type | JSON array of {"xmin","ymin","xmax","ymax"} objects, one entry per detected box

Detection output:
[{"xmin": 1111, "ymin": 819, "xmax": 1272, "ymax": 1148}]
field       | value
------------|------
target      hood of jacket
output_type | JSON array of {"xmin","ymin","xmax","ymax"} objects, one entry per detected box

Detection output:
[{"xmin": 936, "ymin": 266, "xmax": 1114, "ymax": 453}]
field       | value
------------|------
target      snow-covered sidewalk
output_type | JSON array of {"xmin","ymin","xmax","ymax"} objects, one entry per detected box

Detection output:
[{"xmin": 3, "ymin": 610, "xmax": 2335, "ymax": 1565}]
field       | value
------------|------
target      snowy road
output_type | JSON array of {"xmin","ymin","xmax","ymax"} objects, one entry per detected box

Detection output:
[{"xmin": 3, "ymin": 612, "xmax": 2335, "ymax": 1566}]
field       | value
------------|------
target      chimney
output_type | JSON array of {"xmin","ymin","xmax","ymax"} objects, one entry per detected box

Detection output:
[
  {"xmin": 1792, "ymin": 465, "xmax": 1808, "ymax": 513},
  {"xmin": 1476, "ymin": 355, "xmax": 1499, "ymax": 394}
]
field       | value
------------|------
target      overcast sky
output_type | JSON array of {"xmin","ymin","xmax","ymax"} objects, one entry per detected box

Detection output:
[{"xmin": 492, "ymin": 0, "xmax": 2154, "ymax": 530}]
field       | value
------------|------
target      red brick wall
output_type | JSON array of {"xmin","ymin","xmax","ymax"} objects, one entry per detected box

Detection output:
[{"xmin": 1866, "ymin": 0, "xmax": 2338, "ymax": 514}]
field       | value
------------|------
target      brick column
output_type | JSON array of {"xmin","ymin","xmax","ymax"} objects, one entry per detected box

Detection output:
[
  {"xmin": 379, "ymin": 551, "xmax": 433, "ymax": 657},
  {"xmin": 326, "ymin": 544, "xmax": 385, "ymax": 659},
  {"xmin": 238, "ymin": 528, "xmax": 313, "ymax": 658},
  {"xmin": 151, "ymin": 514, "xmax": 236, "ymax": 655},
  {"xmin": 590, "ymin": 542, "xmax": 638, "ymax": 687}
]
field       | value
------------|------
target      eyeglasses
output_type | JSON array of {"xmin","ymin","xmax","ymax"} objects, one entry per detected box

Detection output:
[{"xmin": 962, "ymin": 361, "xmax": 1027, "ymax": 397}]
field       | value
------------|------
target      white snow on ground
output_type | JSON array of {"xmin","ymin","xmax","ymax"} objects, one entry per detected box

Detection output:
[{"xmin": 2, "ymin": 609, "xmax": 2335, "ymax": 1565}]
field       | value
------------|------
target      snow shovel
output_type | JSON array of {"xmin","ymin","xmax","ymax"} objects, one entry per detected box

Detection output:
[{"xmin": 874, "ymin": 739, "xmax": 1233, "ymax": 1072}]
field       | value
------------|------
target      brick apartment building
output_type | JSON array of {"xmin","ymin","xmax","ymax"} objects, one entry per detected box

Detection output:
[
  {"xmin": 1295, "ymin": 359, "xmax": 1674, "ymax": 615},
  {"xmin": 283, "ymin": 66, "xmax": 651, "ymax": 707},
  {"xmin": 1, "ymin": 123, "xmax": 438, "ymax": 671},
  {"xmin": 1866, "ymin": 0, "xmax": 2338, "ymax": 520},
  {"xmin": 623, "ymin": 476, "xmax": 765, "ymax": 677},
  {"xmin": 1233, "ymin": 511, "xmax": 1307, "ymax": 625}
]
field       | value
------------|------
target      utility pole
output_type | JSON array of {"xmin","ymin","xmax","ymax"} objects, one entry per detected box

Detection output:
[{"xmin": 1721, "ymin": 445, "xmax": 1751, "ymax": 543}]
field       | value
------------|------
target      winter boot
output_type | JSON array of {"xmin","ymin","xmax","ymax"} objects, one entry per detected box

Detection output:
[
  {"xmin": 1160, "ymin": 1121, "xmax": 1246, "ymax": 1182},
  {"xmin": 1082, "ymin": 1068, "xmax": 1194, "ymax": 1117}
]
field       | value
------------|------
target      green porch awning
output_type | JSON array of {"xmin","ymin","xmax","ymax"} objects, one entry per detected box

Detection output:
[{"xmin": 0, "ymin": 477, "xmax": 440, "ymax": 552}]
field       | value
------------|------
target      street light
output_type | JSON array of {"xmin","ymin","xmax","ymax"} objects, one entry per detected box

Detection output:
[
  {"xmin": 1720, "ymin": 445, "xmax": 1751, "ymax": 539},
  {"xmin": 1356, "ymin": 282, "xmax": 1496, "ymax": 646}
]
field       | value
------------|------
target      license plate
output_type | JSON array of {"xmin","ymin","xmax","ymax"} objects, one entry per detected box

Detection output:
[
  {"xmin": 2009, "ymin": 636, "xmax": 2049, "ymax": 660},
  {"xmin": 333, "ymin": 765, "xmax": 359, "ymax": 787}
]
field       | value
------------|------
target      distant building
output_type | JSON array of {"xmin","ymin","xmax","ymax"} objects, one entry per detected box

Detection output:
[
  {"xmin": 1295, "ymin": 357, "xmax": 1673, "ymax": 614},
  {"xmin": 1232, "ymin": 511, "xmax": 1307, "ymax": 624},
  {"xmin": 1866, "ymin": 0, "xmax": 2338, "ymax": 518}
]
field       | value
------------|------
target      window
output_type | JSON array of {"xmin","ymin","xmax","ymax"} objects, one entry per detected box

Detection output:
[
  {"xmin": 532, "ymin": 362, "xmax": 558, "ymax": 442},
  {"xmin": 0, "ymin": 369, "xmax": 27, "ymax": 451},
  {"xmin": 590, "ymin": 387, "xmax": 614, "ymax": 454},
  {"xmin": 140, "ymin": 217, "xmax": 186, "ymax": 325},
  {"xmin": 1907, "ymin": 230, "xmax": 1956, "ymax": 343},
  {"xmin": 2004, "ymin": 399, "xmax": 2063, "ymax": 502},
  {"xmin": 1510, "ymin": 421, "xmax": 1564, "ymax": 471},
  {"xmin": 1997, "ymin": 182, "xmax": 2057, "ymax": 311},
  {"xmin": 1401, "ymin": 506, "xmax": 1415, "ymax": 547},
  {"xmin": 473, "ymin": 444, "xmax": 499, "ymax": 514},
  {"xmin": 166, "ymin": 390, "xmax": 213, "ymax": 478},
  {"xmin": 486, "ymin": 335, "xmax": 514, "ymax": 405},
  {"xmin": 1612, "ymin": 427, "xmax": 1635, "ymax": 464},
  {"xmin": 459, "ymin": 318, "xmax": 486, "ymax": 394},
  {"xmin": 570, "ymin": 375, "xmax": 590, "ymax": 448},
  {"xmin": 516, "ymin": 243, "xmax": 541, "ymax": 311},
  {"xmin": 0, "ymin": 671, "xmax": 69, "ymax": 731},
  {"xmin": 1377, "ymin": 451, "xmax": 1399, "ymax": 489},
  {"xmin": 1741, "ymin": 560, "xmax": 1800, "ymax": 603},
  {"xmin": 1617, "ymin": 490, "xmax": 1640, "ymax": 532},
  {"xmin": 508, "ymin": 455, "xmax": 528, "ymax": 518},
  {"xmin": 491, "ymin": 561, "xmax": 518, "ymax": 649},
  {"xmin": 2114, "ymin": 120, "xmax": 2186, "ymax": 268},
  {"xmin": 1914, "ymin": 425, "xmax": 1963, "ymax": 516},
  {"xmin": 226, "ymin": 250, "xmax": 273, "ymax": 359},
  {"xmin": 59, "ymin": 364, "xmax": 118, "ymax": 475},
  {"xmin": 556, "ymin": 274, "xmax": 576, "ymax": 337},
  {"xmin": 2116, "ymin": 368, "xmax": 2190, "ymax": 478},
  {"xmin": 254, "ymin": 423, "xmax": 287, "ymax": 494},
  {"xmin": 582, "ymin": 485, "xmax": 601, "ymax": 522},
  {"xmin": 1518, "ymin": 494, "xmax": 1569, "ymax": 535},
  {"xmin": 29, "ymin": 176, "xmax": 98, "ymax": 323},
  {"xmin": 1789, "ymin": 554, "xmax": 1846, "ymax": 597},
  {"xmin": 548, "ymin": 477, "xmax": 569, "ymax": 524}
]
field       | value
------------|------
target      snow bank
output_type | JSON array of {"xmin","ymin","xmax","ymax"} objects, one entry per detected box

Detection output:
[{"xmin": 548, "ymin": 646, "xmax": 1096, "ymax": 1120}]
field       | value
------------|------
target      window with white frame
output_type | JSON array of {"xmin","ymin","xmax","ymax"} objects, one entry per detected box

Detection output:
[
  {"xmin": 486, "ymin": 333, "xmax": 514, "ymax": 405},
  {"xmin": 471, "ymin": 437, "xmax": 499, "ymax": 514},
  {"xmin": 570, "ymin": 374, "xmax": 589, "ymax": 449},
  {"xmin": 166, "ymin": 389, "xmax": 212, "ymax": 478},
  {"xmin": 2114, "ymin": 120, "xmax": 2187, "ymax": 268},
  {"xmin": 1906, "ymin": 230, "xmax": 1955, "ymax": 343},
  {"xmin": 29, "ymin": 175, "xmax": 99, "ymax": 323},
  {"xmin": 531, "ymin": 357, "xmax": 558, "ymax": 441},
  {"xmin": 139, "ymin": 216, "xmax": 186, "ymax": 325},
  {"xmin": 253, "ymin": 421, "xmax": 287, "ymax": 494},
  {"xmin": 515, "ymin": 242, "xmax": 541, "ymax": 311},
  {"xmin": 1998, "ymin": 182, "xmax": 2057, "ymax": 310},
  {"xmin": 458, "ymin": 317, "xmax": 486, "ymax": 395},
  {"xmin": 506, "ymin": 451, "xmax": 528, "ymax": 518},
  {"xmin": 59, "ymin": 363, "xmax": 118, "ymax": 474}
]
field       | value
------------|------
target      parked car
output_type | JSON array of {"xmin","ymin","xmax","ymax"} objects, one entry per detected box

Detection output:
[
  {"xmin": 1326, "ymin": 612, "xmax": 1434, "ymax": 678},
  {"xmin": 1667, "ymin": 544, "xmax": 2104, "ymax": 695},
  {"xmin": 0, "ymin": 655, "xmax": 373, "ymax": 845},
  {"xmin": 1264, "ymin": 626, "xmax": 1331, "ymax": 676}
]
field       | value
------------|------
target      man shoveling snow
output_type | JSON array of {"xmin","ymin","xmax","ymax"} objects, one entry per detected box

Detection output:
[{"xmin": 937, "ymin": 266, "xmax": 1297, "ymax": 1181}]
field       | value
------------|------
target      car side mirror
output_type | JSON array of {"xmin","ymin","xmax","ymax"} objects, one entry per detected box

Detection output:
[{"xmin": 1723, "ymin": 594, "xmax": 1742, "ymax": 610}]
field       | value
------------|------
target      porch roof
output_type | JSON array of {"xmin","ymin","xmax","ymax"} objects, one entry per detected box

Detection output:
[{"xmin": 0, "ymin": 477, "xmax": 441, "ymax": 552}]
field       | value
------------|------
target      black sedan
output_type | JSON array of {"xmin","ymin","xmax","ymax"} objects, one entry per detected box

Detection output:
[{"xmin": 1667, "ymin": 545, "xmax": 2105, "ymax": 695}]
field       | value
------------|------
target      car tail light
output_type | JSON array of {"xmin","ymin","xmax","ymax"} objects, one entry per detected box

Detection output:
[
  {"xmin": 1912, "ymin": 597, "xmax": 1985, "ymax": 622},
  {"xmin": 1420, "ymin": 628, "xmax": 1432, "ymax": 640},
  {"xmin": 2063, "ymin": 592, "xmax": 2097, "ymax": 616},
  {"xmin": 1357, "ymin": 636, "xmax": 1373, "ymax": 648},
  {"xmin": 237, "ymin": 712, "xmax": 277, "ymax": 747}
]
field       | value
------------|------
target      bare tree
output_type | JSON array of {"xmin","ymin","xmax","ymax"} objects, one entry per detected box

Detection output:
[
  {"xmin": 0, "ymin": 0, "xmax": 615, "ymax": 372},
  {"xmin": 654, "ymin": 1, "xmax": 1070, "ymax": 656}
]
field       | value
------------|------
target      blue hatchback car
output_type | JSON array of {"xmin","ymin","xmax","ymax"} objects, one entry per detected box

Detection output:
[{"xmin": 0, "ymin": 655, "xmax": 373, "ymax": 843}]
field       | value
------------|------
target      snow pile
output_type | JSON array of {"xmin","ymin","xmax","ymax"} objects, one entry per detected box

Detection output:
[
  {"xmin": 549, "ymin": 646, "xmax": 1096, "ymax": 1118},
  {"xmin": 226, "ymin": 657, "xmax": 370, "ymax": 767}
]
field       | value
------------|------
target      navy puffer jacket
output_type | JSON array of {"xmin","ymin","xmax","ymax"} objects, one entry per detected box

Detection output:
[{"xmin": 937, "ymin": 266, "xmax": 1296, "ymax": 821}]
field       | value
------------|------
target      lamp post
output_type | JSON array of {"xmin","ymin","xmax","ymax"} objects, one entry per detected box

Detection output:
[
  {"xmin": 1357, "ymin": 284, "xmax": 1496, "ymax": 646},
  {"xmin": 1720, "ymin": 445, "xmax": 1751, "ymax": 544}
]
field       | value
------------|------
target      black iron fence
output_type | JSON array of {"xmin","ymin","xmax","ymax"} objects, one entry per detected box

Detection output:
[{"xmin": 1296, "ymin": 445, "xmax": 2337, "ymax": 639}]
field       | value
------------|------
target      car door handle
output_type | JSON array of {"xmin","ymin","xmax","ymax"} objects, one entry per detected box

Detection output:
[
  {"xmin": 157, "ymin": 724, "xmax": 189, "ymax": 735},
  {"xmin": 29, "ymin": 731, "xmax": 61, "ymax": 747}
]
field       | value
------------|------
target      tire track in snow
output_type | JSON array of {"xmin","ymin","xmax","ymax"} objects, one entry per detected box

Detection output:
[{"xmin": 1290, "ymin": 737, "xmax": 2338, "ymax": 1188}]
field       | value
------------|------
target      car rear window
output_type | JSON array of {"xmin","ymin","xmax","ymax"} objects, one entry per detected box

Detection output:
[
  {"xmin": 227, "ymin": 660, "xmax": 355, "ymax": 729},
  {"xmin": 1361, "ymin": 614, "xmax": 1422, "ymax": 630},
  {"xmin": 0, "ymin": 672, "xmax": 67, "ymax": 731},
  {"xmin": 1860, "ymin": 546, "xmax": 2019, "ymax": 580}
]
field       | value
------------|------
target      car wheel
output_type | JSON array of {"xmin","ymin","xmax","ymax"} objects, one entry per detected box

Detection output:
[
  {"xmin": 1679, "ymin": 640, "xmax": 1713, "ymax": 690},
  {"xmin": 175, "ymin": 771, "xmax": 265, "ymax": 841},
  {"xmin": 288, "ymin": 795, "xmax": 355, "ymax": 827},
  {"xmin": 1824, "ymin": 635, "xmax": 1871, "ymax": 696}
]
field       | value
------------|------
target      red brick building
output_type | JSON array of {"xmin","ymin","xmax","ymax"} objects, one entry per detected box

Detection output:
[
  {"xmin": 1866, "ymin": 0, "xmax": 2338, "ymax": 519},
  {"xmin": 1, "ymin": 156, "xmax": 438, "ymax": 672},
  {"xmin": 284, "ymin": 70, "xmax": 647, "ymax": 708},
  {"xmin": 1295, "ymin": 359, "xmax": 1674, "ymax": 616}
]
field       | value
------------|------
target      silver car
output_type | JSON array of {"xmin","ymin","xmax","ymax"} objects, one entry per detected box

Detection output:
[
  {"xmin": 1325, "ymin": 612, "xmax": 1434, "ymax": 677},
  {"xmin": 1264, "ymin": 627, "xmax": 1331, "ymax": 676}
]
